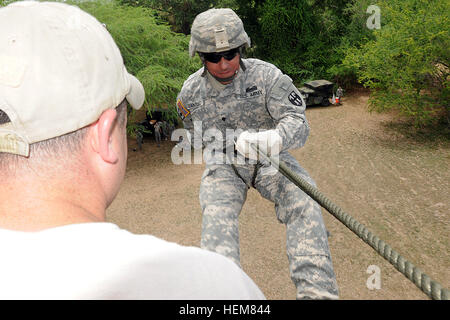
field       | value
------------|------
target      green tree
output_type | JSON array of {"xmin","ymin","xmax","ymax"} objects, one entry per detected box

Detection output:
[
  {"xmin": 341, "ymin": 0, "xmax": 449, "ymax": 127},
  {"xmin": 314, "ymin": 0, "xmax": 372, "ymax": 87},
  {"xmin": 234, "ymin": 0, "xmax": 355, "ymax": 84},
  {"xmin": 259, "ymin": 0, "xmax": 318, "ymax": 80},
  {"xmin": 119, "ymin": 0, "xmax": 218, "ymax": 34}
]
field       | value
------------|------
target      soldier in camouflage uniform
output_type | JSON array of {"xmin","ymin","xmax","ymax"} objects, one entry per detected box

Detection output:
[
  {"xmin": 135, "ymin": 128, "xmax": 144, "ymax": 151},
  {"xmin": 153, "ymin": 121, "xmax": 162, "ymax": 147},
  {"xmin": 176, "ymin": 8, "xmax": 339, "ymax": 299}
]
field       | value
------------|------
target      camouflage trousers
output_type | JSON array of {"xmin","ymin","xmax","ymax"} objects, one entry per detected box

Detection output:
[{"xmin": 199, "ymin": 152, "xmax": 339, "ymax": 299}]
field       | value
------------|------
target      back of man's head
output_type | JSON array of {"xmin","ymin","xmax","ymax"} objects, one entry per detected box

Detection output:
[{"xmin": 0, "ymin": 1, "xmax": 144, "ymax": 175}]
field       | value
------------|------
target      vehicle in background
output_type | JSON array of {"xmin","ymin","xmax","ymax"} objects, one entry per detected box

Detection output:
[{"xmin": 299, "ymin": 80, "xmax": 335, "ymax": 107}]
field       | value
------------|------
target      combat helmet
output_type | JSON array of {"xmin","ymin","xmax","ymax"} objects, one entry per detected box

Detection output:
[{"xmin": 189, "ymin": 8, "xmax": 251, "ymax": 57}]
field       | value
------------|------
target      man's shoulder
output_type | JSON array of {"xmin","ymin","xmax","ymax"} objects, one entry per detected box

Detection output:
[
  {"xmin": 180, "ymin": 68, "xmax": 204, "ymax": 93},
  {"xmin": 243, "ymin": 58, "xmax": 279, "ymax": 72},
  {"xmin": 101, "ymin": 227, "xmax": 265, "ymax": 299},
  {"xmin": 30, "ymin": 223, "xmax": 245, "ymax": 275},
  {"xmin": 242, "ymin": 58, "xmax": 283, "ymax": 85},
  {"xmin": 177, "ymin": 68, "xmax": 205, "ymax": 113},
  {"xmin": 0, "ymin": 223, "xmax": 265, "ymax": 299}
]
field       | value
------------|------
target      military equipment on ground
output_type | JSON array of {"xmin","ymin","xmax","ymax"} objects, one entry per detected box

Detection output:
[{"xmin": 299, "ymin": 80, "xmax": 334, "ymax": 107}]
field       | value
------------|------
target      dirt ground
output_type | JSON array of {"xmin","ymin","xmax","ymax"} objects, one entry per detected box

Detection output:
[{"xmin": 106, "ymin": 89, "xmax": 449, "ymax": 300}]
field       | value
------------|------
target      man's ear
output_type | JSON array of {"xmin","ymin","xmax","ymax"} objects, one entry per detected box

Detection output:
[{"xmin": 89, "ymin": 108, "xmax": 119, "ymax": 164}]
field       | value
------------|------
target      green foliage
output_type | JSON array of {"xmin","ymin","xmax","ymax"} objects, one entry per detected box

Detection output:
[
  {"xmin": 119, "ymin": 0, "xmax": 237, "ymax": 34},
  {"xmin": 235, "ymin": 0, "xmax": 356, "ymax": 84},
  {"xmin": 341, "ymin": 0, "xmax": 450, "ymax": 127},
  {"xmin": 235, "ymin": 0, "xmax": 449, "ymax": 129},
  {"xmin": 326, "ymin": 0, "xmax": 376, "ymax": 87},
  {"xmin": 0, "ymin": 0, "xmax": 14, "ymax": 6},
  {"xmin": 257, "ymin": 0, "xmax": 316, "ymax": 79},
  {"xmin": 71, "ymin": 0, "xmax": 202, "ymax": 122},
  {"xmin": 234, "ymin": 0, "xmax": 318, "ymax": 81},
  {"xmin": 233, "ymin": 0, "xmax": 264, "ymax": 51},
  {"xmin": 118, "ymin": 0, "xmax": 217, "ymax": 34}
]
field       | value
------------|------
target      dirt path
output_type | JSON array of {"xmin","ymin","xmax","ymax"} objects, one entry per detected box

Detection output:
[{"xmin": 107, "ymin": 89, "xmax": 449, "ymax": 300}]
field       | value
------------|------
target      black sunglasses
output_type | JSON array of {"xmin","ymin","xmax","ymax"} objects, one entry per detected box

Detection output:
[{"xmin": 201, "ymin": 48, "xmax": 240, "ymax": 63}]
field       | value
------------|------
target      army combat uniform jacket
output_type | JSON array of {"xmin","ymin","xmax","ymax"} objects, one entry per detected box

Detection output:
[{"xmin": 177, "ymin": 58, "xmax": 309, "ymax": 154}]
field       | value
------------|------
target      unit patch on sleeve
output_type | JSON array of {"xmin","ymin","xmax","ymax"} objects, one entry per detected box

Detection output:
[
  {"xmin": 288, "ymin": 91, "xmax": 304, "ymax": 106},
  {"xmin": 177, "ymin": 99, "xmax": 190, "ymax": 120}
]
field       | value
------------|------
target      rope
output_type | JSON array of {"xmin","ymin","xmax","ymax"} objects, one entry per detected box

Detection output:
[{"xmin": 252, "ymin": 145, "xmax": 449, "ymax": 300}]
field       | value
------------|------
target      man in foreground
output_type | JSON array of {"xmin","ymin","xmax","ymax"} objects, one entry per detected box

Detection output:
[{"xmin": 0, "ymin": 1, "xmax": 264, "ymax": 300}]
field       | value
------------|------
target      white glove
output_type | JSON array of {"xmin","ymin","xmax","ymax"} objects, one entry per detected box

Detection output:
[{"xmin": 235, "ymin": 129, "xmax": 282, "ymax": 160}]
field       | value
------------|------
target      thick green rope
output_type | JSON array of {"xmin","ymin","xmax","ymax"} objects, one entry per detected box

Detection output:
[{"xmin": 252, "ymin": 145, "xmax": 449, "ymax": 300}]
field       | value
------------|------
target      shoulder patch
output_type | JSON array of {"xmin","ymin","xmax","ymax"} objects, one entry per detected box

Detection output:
[
  {"xmin": 288, "ymin": 91, "xmax": 304, "ymax": 106},
  {"xmin": 177, "ymin": 99, "xmax": 190, "ymax": 120}
]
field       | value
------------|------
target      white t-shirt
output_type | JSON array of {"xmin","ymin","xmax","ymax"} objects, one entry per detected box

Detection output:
[{"xmin": 0, "ymin": 222, "xmax": 265, "ymax": 300}]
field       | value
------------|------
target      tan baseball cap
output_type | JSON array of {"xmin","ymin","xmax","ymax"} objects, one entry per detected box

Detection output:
[{"xmin": 0, "ymin": 1, "xmax": 145, "ymax": 157}]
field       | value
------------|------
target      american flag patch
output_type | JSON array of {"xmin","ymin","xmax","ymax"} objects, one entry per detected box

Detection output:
[{"xmin": 177, "ymin": 99, "xmax": 190, "ymax": 120}]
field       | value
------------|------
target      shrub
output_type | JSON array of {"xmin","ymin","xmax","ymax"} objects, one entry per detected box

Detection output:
[{"xmin": 340, "ymin": 0, "xmax": 449, "ymax": 127}]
